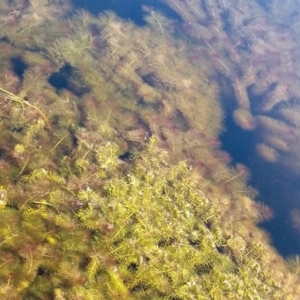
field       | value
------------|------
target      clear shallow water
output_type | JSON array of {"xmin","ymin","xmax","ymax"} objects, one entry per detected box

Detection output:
[{"xmin": 1, "ymin": 0, "xmax": 300, "ymax": 298}]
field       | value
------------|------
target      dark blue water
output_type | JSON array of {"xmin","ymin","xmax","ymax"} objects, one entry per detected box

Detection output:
[
  {"xmin": 71, "ymin": 0, "xmax": 171, "ymax": 25},
  {"xmin": 221, "ymin": 103, "xmax": 300, "ymax": 257}
]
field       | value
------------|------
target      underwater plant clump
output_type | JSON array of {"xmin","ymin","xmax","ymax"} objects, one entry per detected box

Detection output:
[
  {"xmin": 160, "ymin": 0, "xmax": 300, "ymax": 173},
  {"xmin": 0, "ymin": 0, "xmax": 299, "ymax": 299},
  {"xmin": 0, "ymin": 137, "xmax": 299, "ymax": 299}
]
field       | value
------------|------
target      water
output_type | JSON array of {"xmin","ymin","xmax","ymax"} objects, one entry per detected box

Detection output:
[{"xmin": 1, "ymin": 0, "xmax": 300, "ymax": 298}]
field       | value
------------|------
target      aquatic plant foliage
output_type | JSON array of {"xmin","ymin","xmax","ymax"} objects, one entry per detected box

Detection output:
[
  {"xmin": 160, "ymin": 0, "xmax": 300, "ymax": 172},
  {"xmin": 0, "ymin": 0, "xmax": 298, "ymax": 298},
  {"xmin": 0, "ymin": 136, "xmax": 298, "ymax": 299}
]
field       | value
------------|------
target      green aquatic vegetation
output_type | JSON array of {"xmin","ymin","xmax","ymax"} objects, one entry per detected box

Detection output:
[
  {"xmin": 0, "ymin": 1, "xmax": 298, "ymax": 299},
  {"xmin": 0, "ymin": 138, "xmax": 292, "ymax": 299},
  {"xmin": 0, "ymin": 137, "xmax": 296, "ymax": 299}
]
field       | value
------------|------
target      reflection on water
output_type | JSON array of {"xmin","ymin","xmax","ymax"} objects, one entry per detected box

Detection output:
[{"xmin": 0, "ymin": 0, "xmax": 300, "ymax": 298}]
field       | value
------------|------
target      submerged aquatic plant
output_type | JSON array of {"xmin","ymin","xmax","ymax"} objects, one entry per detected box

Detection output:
[
  {"xmin": 161, "ymin": 0, "xmax": 300, "ymax": 172},
  {"xmin": 0, "ymin": 137, "xmax": 298, "ymax": 299},
  {"xmin": 0, "ymin": 0, "xmax": 298, "ymax": 299}
]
